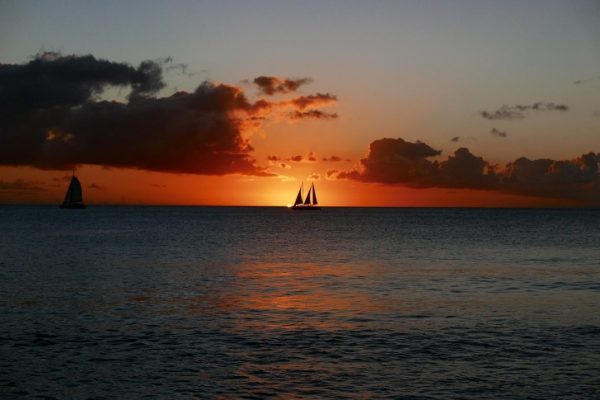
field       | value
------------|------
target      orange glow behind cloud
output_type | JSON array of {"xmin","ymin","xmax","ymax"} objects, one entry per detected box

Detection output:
[
  {"xmin": 0, "ymin": 164, "xmax": 577, "ymax": 207},
  {"xmin": 0, "ymin": 55, "xmax": 595, "ymax": 208}
]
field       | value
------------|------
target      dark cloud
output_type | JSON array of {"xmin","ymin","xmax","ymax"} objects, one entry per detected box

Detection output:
[
  {"xmin": 88, "ymin": 183, "xmax": 106, "ymax": 190},
  {"xmin": 491, "ymin": 128, "xmax": 507, "ymax": 138},
  {"xmin": 279, "ymin": 163, "xmax": 291, "ymax": 169},
  {"xmin": 500, "ymin": 153, "xmax": 600, "ymax": 201},
  {"xmin": 322, "ymin": 155, "xmax": 343, "ymax": 162},
  {"xmin": 307, "ymin": 151, "xmax": 317, "ymax": 162},
  {"xmin": 338, "ymin": 137, "xmax": 600, "ymax": 204},
  {"xmin": 0, "ymin": 80, "xmax": 269, "ymax": 175},
  {"xmin": 253, "ymin": 76, "xmax": 312, "ymax": 95},
  {"xmin": 337, "ymin": 138, "xmax": 441, "ymax": 185},
  {"xmin": 438, "ymin": 148, "xmax": 496, "ymax": 189},
  {"xmin": 289, "ymin": 155, "xmax": 304, "ymax": 162},
  {"xmin": 0, "ymin": 53, "xmax": 337, "ymax": 176},
  {"xmin": 450, "ymin": 136, "xmax": 460, "ymax": 142},
  {"xmin": 479, "ymin": 102, "xmax": 569, "ymax": 120},
  {"xmin": 0, "ymin": 52, "xmax": 164, "ymax": 109},
  {"xmin": 267, "ymin": 155, "xmax": 281, "ymax": 161},
  {"xmin": 307, "ymin": 173, "xmax": 321, "ymax": 181},
  {"xmin": 326, "ymin": 169, "xmax": 339, "ymax": 179}
]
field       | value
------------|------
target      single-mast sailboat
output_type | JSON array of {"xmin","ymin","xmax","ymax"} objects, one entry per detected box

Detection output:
[
  {"xmin": 291, "ymin": 182, "xmax": 320, "ymax": 210},
  {"xmin": 60, "ymin": 171, "xmax": 86, "ymax": 209}
]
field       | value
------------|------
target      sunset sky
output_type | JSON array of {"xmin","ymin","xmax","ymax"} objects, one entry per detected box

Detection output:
[{"xmin": 1, "ymin": 0, "xmax": 599, "ymax": 206}]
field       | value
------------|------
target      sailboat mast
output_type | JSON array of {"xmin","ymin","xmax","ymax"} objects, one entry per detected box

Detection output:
[
  {"xmin": 290, "ymin": 181, "xmax": 320, "ymax": 209},
  {"xmin": 304, "ymin": 185, "xmax": 312, "ymax": 205},
  {"xmin": 294, "ymin": 184, "xmax": 303, "ymax": 206}
]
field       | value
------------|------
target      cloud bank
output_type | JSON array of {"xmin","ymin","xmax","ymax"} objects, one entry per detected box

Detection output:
[
  {"xmin": 337, "ymin": 137, "xmax": 600, "ymax": 204},
  {"xmin": 0, "ymin": 53, "xmax": 337, "ymax": 176}
]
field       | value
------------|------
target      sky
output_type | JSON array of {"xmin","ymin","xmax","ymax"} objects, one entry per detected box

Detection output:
[{"xmin": 1, "ymin": 0, "xmax": 599, "ymax": 206}]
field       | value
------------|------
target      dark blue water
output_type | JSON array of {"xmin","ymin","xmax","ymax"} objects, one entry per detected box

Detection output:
[{"xmin": 1, "ymin": 206, "xmax": 599, "ymax": 398}]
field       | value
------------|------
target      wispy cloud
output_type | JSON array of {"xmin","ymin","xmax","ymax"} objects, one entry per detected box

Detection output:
[
  {"xmin": 491, "ymin": 128, "xmax": 507, "ymax": 138},
  {"xmin": 88, "ymin": 183, "xmax": 106, "ymax": 190},
  {"xmin": 253, "ymin": 76, "xmax": 312, "ymax": 95},
  {"xmin": 289, "ymin": 110, "xmax": 338, "ymax": 120},
  {"xmin": 322, "ymin": 155, "xmax": 343, "ymax": 162},
  {"xmin": 573, "ymin": 76, "xmax": 600, "ymax": 85},
  {"xmin": 0, "ymin": 179, "xmax": 46, "ymax": 192},
  {"xmin": 52, "ymin": 175, "xmax": 72, "ymax": 182},
  {"xmin": 479, "ymin": 102, "xmax": 569, "ymax": 120},
  {"xmin": 289, "ymin": 93, "xmax": 337, "ymax": 110},
  {"xmin": 284, "ymin": 152, "xmax": 319, "ymax": 163}
]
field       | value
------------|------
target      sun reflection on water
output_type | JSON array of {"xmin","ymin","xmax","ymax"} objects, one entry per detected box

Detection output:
[{"xmin": 244, "ymin": 263, "xmax": 381, "ymax": 330}]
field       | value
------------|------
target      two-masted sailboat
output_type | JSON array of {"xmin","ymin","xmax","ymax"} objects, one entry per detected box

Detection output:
[
  {"xmin": 60, "ymin": 173, "xmax": 86, "ymax": 209},
  {"xmin": 291, "ymin": 182, "xmax": 320, "ymax": 210}
]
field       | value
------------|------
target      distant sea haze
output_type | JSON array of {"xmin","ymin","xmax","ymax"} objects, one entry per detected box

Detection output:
[{"xmin": 1, "ymin": 206, "xmax": 599, "ymax": 398}]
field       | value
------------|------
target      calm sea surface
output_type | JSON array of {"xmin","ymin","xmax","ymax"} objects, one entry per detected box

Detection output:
[{"xmin": 1, "ymin": 206, "xmax": 599, "ymax": 399}]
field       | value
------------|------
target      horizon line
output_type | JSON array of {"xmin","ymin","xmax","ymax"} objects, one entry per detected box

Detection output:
[{"xmin": 1, "ymin": 203, "xmax": 599, "ymax": 210}]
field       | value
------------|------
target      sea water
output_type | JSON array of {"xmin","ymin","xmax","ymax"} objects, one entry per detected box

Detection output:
[{"xmin": 1, "ymin": 206, "xmax": 599, "ymax": 398}]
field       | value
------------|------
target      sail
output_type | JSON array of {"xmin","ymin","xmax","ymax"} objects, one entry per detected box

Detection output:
[
  {"xmin": 290, "ymin": 182, "xmax": 320, "ymax": 209},
  {"xmin": 62, "ymin": 182, "xmax": 73, "ymax": 205},
  {"xmin": 304, "ymin": 186, "xmax": 312, "ymax": 205},
  {"xmin": 294, "ymin": 187, "xmax": 303, "ymax": 206},
  {"xmin": 63, "ymin": 176, "xmax": 83, "ymax": 205}
]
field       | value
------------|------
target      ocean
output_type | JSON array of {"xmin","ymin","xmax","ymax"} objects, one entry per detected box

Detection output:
[{"xmin": 1, "ymin": 206, "xmax": 599, "ymax": 399}]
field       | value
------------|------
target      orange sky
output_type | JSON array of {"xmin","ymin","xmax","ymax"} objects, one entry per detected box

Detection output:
[
  {"xmin": 1, "ymin": 2, "xmax": 599, "ymax": 207},
  {"xmin": 0, "ymin": 164, "xmax": 578, "ymax": 207},
  {"xmin": 0, "ymin": 74, "xmax": 592, "ymax": 207}
]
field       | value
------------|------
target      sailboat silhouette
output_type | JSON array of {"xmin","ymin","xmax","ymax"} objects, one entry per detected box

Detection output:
[
  {"xmin": 291, "ymin": 182, "xmax": 320, "ymax": 210},
  {"xmin": 60, "ymin": 170, "xmax": 86, "ymax": 209}
]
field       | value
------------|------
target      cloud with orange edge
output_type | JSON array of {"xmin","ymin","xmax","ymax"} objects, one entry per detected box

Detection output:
[
  {"xmin": 337, "ymin": 137, "xmax": 600, "ymax": 204},
  {"xmin": 0, "ymin": 53, "xmax": 338, "ymax": 177}
]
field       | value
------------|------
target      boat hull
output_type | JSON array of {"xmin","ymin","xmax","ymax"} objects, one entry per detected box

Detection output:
[
  {"xmin": 291, "ymin": 206, "xmax": 321, "ymax": 210},
  {"xmin": 59, "ymin": 203, "xmax": 86, "ymax": 209}
]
